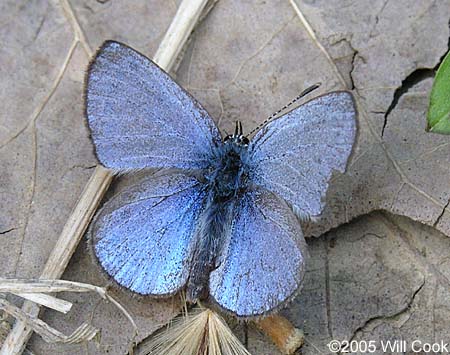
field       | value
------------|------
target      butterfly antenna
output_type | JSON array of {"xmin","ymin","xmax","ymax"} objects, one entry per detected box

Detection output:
[{"xmin": 248, "ymin": 82, "xmax": 321, "ymax": 136}]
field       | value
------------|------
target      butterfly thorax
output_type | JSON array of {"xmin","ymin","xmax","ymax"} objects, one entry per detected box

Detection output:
[{"xmin": 208, "ymin": 138, "xmax": 249, "ymax": 200}]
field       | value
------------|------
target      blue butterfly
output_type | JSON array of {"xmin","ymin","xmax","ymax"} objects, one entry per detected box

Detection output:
[{"xmin": 85, "ymin": 41, "xmax": 356, "ymax": 318}]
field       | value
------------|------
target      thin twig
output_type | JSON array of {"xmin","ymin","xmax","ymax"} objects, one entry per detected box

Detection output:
[
  {"xmin": 12, "ymin": 293, "xmax": 72, "ymax": 314},
  {"xmin": 0, "ymin": 278, "xmax": 137, "ymax": 339},
  {"xmin": 0, "ymin": 298, "xmax": 98, "ymax": 344},
  {"xmin": 256, "ymin": 315, "xmax": 304, "ymax": 354}
]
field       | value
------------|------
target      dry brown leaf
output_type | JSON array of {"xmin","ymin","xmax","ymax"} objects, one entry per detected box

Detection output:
[{"xmin": 2, "ymin": 0, "xmax": 450, "ymax": 354}]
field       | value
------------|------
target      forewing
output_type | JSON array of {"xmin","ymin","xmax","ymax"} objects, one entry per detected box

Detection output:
[
  {"xmin": 209, "ymin": 188, "xmax": 307, "ymax": 318},
  {"xmin": 90, "ymin": 172, "xmax": 207, "ymax": 296},
  {"xmin": 248, "ymin": 91, "xmax": 356, "ymax": 216},
  {"xmin": 86, "ymin": 41, "xmax": 221, "ymax": 171}
]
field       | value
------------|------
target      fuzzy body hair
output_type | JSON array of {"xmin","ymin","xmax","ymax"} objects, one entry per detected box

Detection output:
[{"xmin": 186, "ymin": 138, "xmax": 249, "ymax": 302}]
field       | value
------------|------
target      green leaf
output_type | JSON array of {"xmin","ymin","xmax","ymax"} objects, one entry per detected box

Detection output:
[{"xmin": 427, "ymin": 50, "xmax": 450, "ymax": 134}]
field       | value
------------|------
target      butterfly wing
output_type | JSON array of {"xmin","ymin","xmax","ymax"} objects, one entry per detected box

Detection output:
[
  {"xmin": 90, "ymin": 172, "xmax": 207, "ymax": 296},
  {"xmin": 85, "ymin": 41, "xmax": 221, "ymax": 171},
  {"xmin": 247, "ymin": 91, "xmax": 357, "ymax": 217},
  {"xmin": 208, "ymin": 187, "xmax": 307, "ymax": 318}
]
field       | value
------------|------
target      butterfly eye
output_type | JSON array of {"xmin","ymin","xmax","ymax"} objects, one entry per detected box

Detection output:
[
  {"xmin": 224, "ymin": 135, "xmax": 233, "ymax": 142},
  {"xmin": 241, "ymin": 137, "xmax": 249, "ymax": 145}
]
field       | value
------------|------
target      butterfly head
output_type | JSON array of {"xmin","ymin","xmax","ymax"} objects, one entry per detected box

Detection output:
[{"xmin": 224, "ymin": 121, "xmax": 249, "ymax": 146}]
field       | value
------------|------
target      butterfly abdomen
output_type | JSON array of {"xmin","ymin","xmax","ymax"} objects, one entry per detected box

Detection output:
[
  {"xmin": 186, "ymin": 196, "xmax": 234, "ymax": 302},
  {"xmin": 186, "ymin": 142, "xmax": 248, "ymax": 302}
]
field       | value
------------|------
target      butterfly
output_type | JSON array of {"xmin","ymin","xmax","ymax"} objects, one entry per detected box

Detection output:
[{"xmin": 85, "ymin": 41, "xmax": 357, "ymax": 318}]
